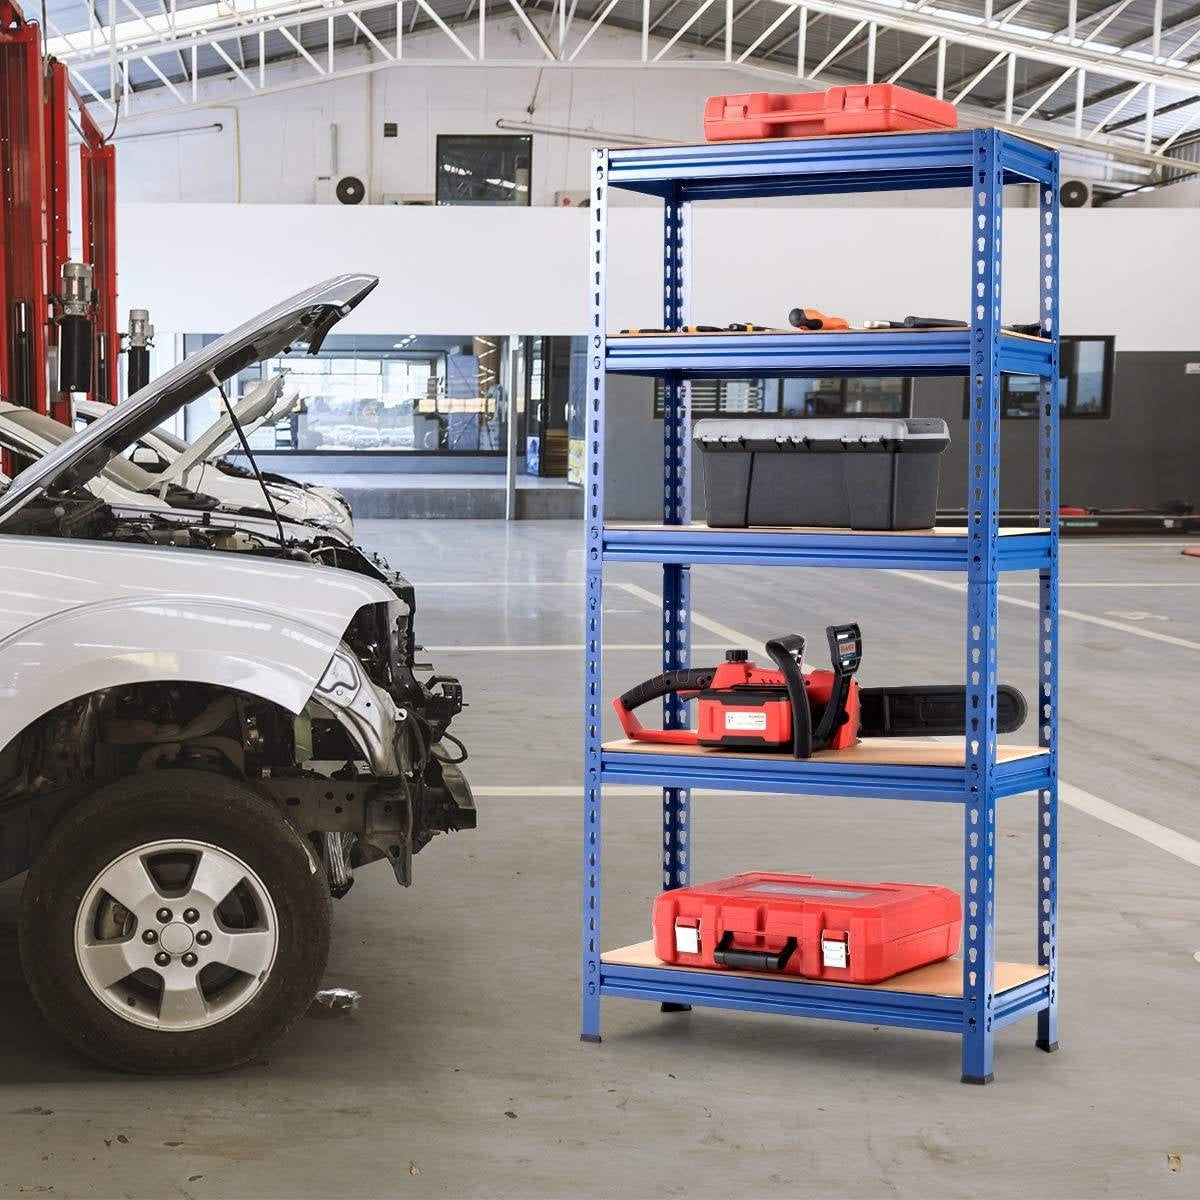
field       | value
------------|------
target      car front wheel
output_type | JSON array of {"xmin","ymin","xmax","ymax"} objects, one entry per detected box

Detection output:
[{"xmin": 19, "ymin": 770, "xmax": 331, "ymax": 1074}]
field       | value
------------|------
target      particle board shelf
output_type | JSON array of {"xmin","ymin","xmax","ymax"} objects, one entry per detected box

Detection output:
[
  {"xmin": 603, "ymin": 327, "xmax": 1054, "ymax": 381},
  {"xmin": 600, "ymin": 739, "xmax": 1051, "ymax": 803},
  {"xmin": 601, "ymin": 941, "xmax": 1047, "ymax": 998},
  {"xmin": 603, "ymin": 738, "xmax": 1044, "ymax": 767},
  {"xmin": 601, "ymin": 523, "xmax": 1053, "ymax": 571},
  {"xmin": 603, "ymin": 127, "xmax": 1057, "ymax": 201},
  {"xmin": 606, "ymin": 523, "xmax": 1047, "ymax": 535}
]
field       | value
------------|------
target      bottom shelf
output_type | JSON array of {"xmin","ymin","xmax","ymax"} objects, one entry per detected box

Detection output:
[{"xmin": 600, "ymin": 942, "xmax": 1049, "ymax": 1034}]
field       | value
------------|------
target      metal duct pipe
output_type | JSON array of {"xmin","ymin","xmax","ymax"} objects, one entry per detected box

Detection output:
[{"xmin": 495, "ymin": 118, "xmax": 664, "ymax": 146}]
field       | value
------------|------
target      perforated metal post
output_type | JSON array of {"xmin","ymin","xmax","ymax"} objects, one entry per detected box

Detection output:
[
  {"xmin": 659, "ymin": 187, "xmax": 693, "ymax": 1014},
  {"xmin": 661, "ymin": 186, "xmax": 693, "ymax": 890},
  {"xmin": 580, "ymin": 148, "xmax": 609, "ymax": 1044},
  {"xmin": 1036, "ymin": 155, "xmax": 1061, "ymax": 1055},
  {"xmin": 962, "ymin": 128, "xmax": 1003, "ymax": 1085}
]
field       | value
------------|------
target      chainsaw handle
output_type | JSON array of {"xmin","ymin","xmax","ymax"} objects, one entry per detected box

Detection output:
[
  {"xmin": 810, "ymin": 624, "xmax": 862, "ymax": 749},
  {"xmin": 764, "ymin": 636, "xmax": 811, "ymax": 759},
  {"xmin": 617, "ymin": 668, "xmax": 716, "ymax": 713}
]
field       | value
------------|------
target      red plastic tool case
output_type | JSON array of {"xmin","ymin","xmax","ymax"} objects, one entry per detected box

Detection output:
[
  {"xmin": 653, "ymin": 872, "xmax": 961, "ymax": 984},
  {"xmin": 703, "ymin": 84, "xmax": 958, "ymax": 143}
]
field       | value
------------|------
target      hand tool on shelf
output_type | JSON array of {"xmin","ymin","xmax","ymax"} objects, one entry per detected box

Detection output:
[
  {"xmin": 617, "ymin": 323, "xmax": 780, "ymax": 334},
  {"xmin": 863, "ymin": 316, "xmax": 1046, "ymax": 335},
  {"xmin": 614, "ymin": 624, "xmax": 1027, "ymax": 758},
  {"xmin": 788, "ymin": 308, "xmax": 850, "ymax": 331},
  {"xmin": 617, "ymin": 325, "xmax": 726, "ymax": 334}
]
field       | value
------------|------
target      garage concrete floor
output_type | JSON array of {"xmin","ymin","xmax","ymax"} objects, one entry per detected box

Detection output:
[{"xmin": 1, "ymin": 521, "xmax": 1197, "ymax": 1199}]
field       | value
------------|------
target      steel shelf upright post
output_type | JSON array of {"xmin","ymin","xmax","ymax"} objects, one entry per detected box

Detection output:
[
  {"xmin": 1035, "ymin": 154, "xmax": 1062, "ymax": 1057},
  {"xmin": 960, "ymin": 129, "xmax": 1004, "ymax": 1085},
  {"xmin": 660, "ymin": 185, "xmax": 693, "ymax": 911},
  {"xmin": 580, "ymin": 148, "xmax": 609, "ymax": 1043}
]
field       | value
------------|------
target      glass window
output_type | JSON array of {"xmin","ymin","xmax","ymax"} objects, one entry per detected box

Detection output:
[
  {"xmin": 436, "ymin": 135, "xmax": 531, "ymax": 207},
  {"xmin": 654, "ymin": 377, "xmax": 911, "ymax": 418},
  {"xmin": 181, "ymin": 334, "xmax": 512, "ymax": 455},
  {"xmin": 963, "ymin": 336, "xmax": 1114, "ymax": 419}
]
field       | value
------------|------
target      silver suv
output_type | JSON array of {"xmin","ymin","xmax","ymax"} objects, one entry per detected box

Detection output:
[{"xmin": 0, "ymin": 276, "xmax": 474, "ymax": 1073}]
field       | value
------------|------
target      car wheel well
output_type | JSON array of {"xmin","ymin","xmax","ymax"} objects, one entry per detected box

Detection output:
[{"xmin": 0, "ymin": 681, "xmax": 301, "ymax": 883}]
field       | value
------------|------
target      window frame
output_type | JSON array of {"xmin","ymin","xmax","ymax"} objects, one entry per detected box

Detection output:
[
  {"xmin": 435, "ymin": 134, "xmax": 533, "ymax": 208},
  {"xmin": 182, "ymin": 335, "xmax": 512, "ymax": 457},
  {"xmin": 961, "ymin": 335, "xmax": 1115, "ymax": 420}
]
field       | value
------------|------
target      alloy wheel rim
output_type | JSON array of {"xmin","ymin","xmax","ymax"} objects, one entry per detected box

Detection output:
[{"xmin": 73, "ymin": 839, "xmax": 279, "ymax": 1032}]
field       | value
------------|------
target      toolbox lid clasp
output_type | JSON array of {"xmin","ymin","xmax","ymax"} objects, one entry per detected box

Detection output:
[
  {"xmin": 821, "ymin": 932, "xmax": 849, "ymax": 969},
  {"xmin": 674, "ymin": 918, "xmax": 701, "ymax": 956}
]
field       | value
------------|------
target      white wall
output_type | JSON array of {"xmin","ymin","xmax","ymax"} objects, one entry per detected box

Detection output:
[
  {"xmin": 112, "ymin": 20, "xmax": 1111, "ymax": 209},
  {"xmin": 118, "ymin": 201, "xmax": 1200, "ymax": 352},
  {"xmin": 112, "ymin": 24, "xmax": 741, "ymax": 208}
]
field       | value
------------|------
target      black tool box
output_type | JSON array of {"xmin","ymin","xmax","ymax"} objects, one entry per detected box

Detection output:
[{"xmin": 694, "ymin": 417, "xmax": 949, "ymax": 530}]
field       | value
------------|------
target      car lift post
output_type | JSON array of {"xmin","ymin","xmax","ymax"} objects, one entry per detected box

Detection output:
[
  {"xmin": 44, "ymin": 58, "xmax": 71, "ymax": 423},
  {"xmin": 0, "ymin": 0, "xmax": 51, "ymax": 427},
  {"xmin": 79, "ymin": 107, "xmax": 118, "ymax": 407},
  {"xmin": 0, "ymin": 0, "xmax": 119, "ymax": 465}
]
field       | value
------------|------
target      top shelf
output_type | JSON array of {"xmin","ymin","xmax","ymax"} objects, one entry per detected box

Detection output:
[
  {"xmin": 605, "ymin": 129, "xmax": 1057, "ymax": 201},
  {"xmin": 606, "ymin": 328, "xmax": 1054, "ymax": 380}
]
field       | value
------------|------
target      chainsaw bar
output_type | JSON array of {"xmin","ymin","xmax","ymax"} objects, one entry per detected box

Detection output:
[{"xmin": 858, "ymin": 684, "xmax": 1027, "ymax": 737}]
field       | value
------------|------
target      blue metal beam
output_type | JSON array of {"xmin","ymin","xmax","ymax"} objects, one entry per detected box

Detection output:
[
  {"xmin": 606, "ymin": 129, "xmax": 1056, "ymax": 200},
  {"xmin": 605, "ymin": 329, "xmax": 1054, "ymax": 380},
  {"xmin": 603, "ymin": 526, "xmax": 1053, "ymax": 572},
  {"xmin": 601, "ymin": 745, "xmax": 1051, "ymax": 802},
  {"xmin": 600, "ymin": 960, "xmax": 1049, "ymax": 1035}
]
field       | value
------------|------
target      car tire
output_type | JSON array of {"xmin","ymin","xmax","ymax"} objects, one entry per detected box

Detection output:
[{"xmin": 19, "ymin": 770, "xmax": 331, "ymax": 1074}]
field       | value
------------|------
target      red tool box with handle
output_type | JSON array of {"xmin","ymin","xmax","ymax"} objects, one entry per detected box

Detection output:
[
  {"xmin": 703, "ymin": 84, "xmax": 958, "ymax": 143},
  {"xmin": 653, "ymin": 872, "xmax": 962, "ymax": 984}
]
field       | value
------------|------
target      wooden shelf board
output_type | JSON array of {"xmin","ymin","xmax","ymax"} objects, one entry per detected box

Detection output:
[
  {"xmin": 605, "ymin": 522, "xmax": 1049, "ymax": 537},
  {"xmin": 608, "ymin": 328, "xmax": 1048, "ymax": 342},
  {"xmin": 601, "ymin": 941, "xmax": 1047, "ymax": 998},
  {"xmin": 603, "ymin": 738, "xmax": 1047, "ymax": 768}
]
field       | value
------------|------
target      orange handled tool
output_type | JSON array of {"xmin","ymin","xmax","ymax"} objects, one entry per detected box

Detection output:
[{"xmin": 788, "ymin": 308, "xmax": 850, "ymax": 331}]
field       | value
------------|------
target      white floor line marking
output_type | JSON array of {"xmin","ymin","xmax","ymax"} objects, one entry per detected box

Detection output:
[
  {"xmin": 615, "ymin": 581, "xmax": 764, "ymax": 649},
  {"xmin": 408, "ymin": 581, "xmax": 581, "ymax": 587},
  {"xmin": 886, "ymin": 569, "xmax": 1200, "ymax": 652},
  {"xmin": 472, "ymin": 785, "xmax": 655, "ymax": 797},
  {"xmin": 424, "ymin": 642, "xmax": 735, "ymax": 653},
  {"xmin": 473, "ymin": 785, "xmax": 1200, "ymax": 869},
  {"xmin": 1060, "ymin": 782, "xmax": 1200, "ymax": 869},
  {"xmin": 1001, "ymin": 581, "xmax": 1200, "ymax": 589},
  {"xmin": 1058, "ymin": 540, "xmax": 1198, "ymax": 548}
]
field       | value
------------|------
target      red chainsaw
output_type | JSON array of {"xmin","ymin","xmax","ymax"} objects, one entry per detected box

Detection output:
[{"xmin": 614, "ymin": 624, "xmax": 1027, "ymax": 758}]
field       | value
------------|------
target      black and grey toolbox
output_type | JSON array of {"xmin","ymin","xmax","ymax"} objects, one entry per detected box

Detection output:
[{"xmin": 694, "ymin": 417, "xmax": 949, "ymax": 530}]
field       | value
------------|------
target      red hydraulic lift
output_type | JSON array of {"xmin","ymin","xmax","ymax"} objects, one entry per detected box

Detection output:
[
  {"xmin": 0, "ymin": 0, "xmax": 50, "ymax": 417},
  {"xmin": 78, "ymin": 90, "xmax": 119, "ymax": 408},
  {"xmin": 1, "ymin": 0, "xmax": 119, "ymax": 437}
]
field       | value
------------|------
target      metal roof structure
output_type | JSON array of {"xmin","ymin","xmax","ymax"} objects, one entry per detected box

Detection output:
[{"xmin": 30, "ymin": 0, "xmax": 1200, "ymax": 190}]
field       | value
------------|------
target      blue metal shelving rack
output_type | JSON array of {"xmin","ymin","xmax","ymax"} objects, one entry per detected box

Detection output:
[{"xmin": 581, "ymin": 128, "xmax": 1060, "ymax": 1084}]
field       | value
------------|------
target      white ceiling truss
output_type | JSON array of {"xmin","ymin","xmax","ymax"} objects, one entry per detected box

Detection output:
[{"xmin": 39, "ymin": 0, "xmax": 1200, "ymax": 184}]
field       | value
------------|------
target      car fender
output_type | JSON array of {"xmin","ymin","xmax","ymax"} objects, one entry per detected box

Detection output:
[{"xmin": 0, "ymin": 596, "xmax": 344, "ymax": 754}]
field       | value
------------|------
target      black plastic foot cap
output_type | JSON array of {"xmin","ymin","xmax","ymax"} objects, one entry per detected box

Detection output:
[
  {"xmin": 660, "ymin": 1002, "xmax": 692, "ymax": 1013},
  {"xmin": 961, "ymin": 1073, "xmax": 995, "ymax": 1085},
  {"xmin": 580, "ymin": 1033, "xmax": 602, "ymax": 1044},
  {"xmin": 1036, "ymin": 1038, "xmax": 1059, "ymax": 1053}
]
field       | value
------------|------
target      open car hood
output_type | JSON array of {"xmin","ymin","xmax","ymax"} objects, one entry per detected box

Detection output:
[
  {"xmin": 0, "ymin": 273, "xmax": 378, "ymax": 524},
  {"xmin": 157, "ymin": 374, "xmax": 285, "ymax": 487}
]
